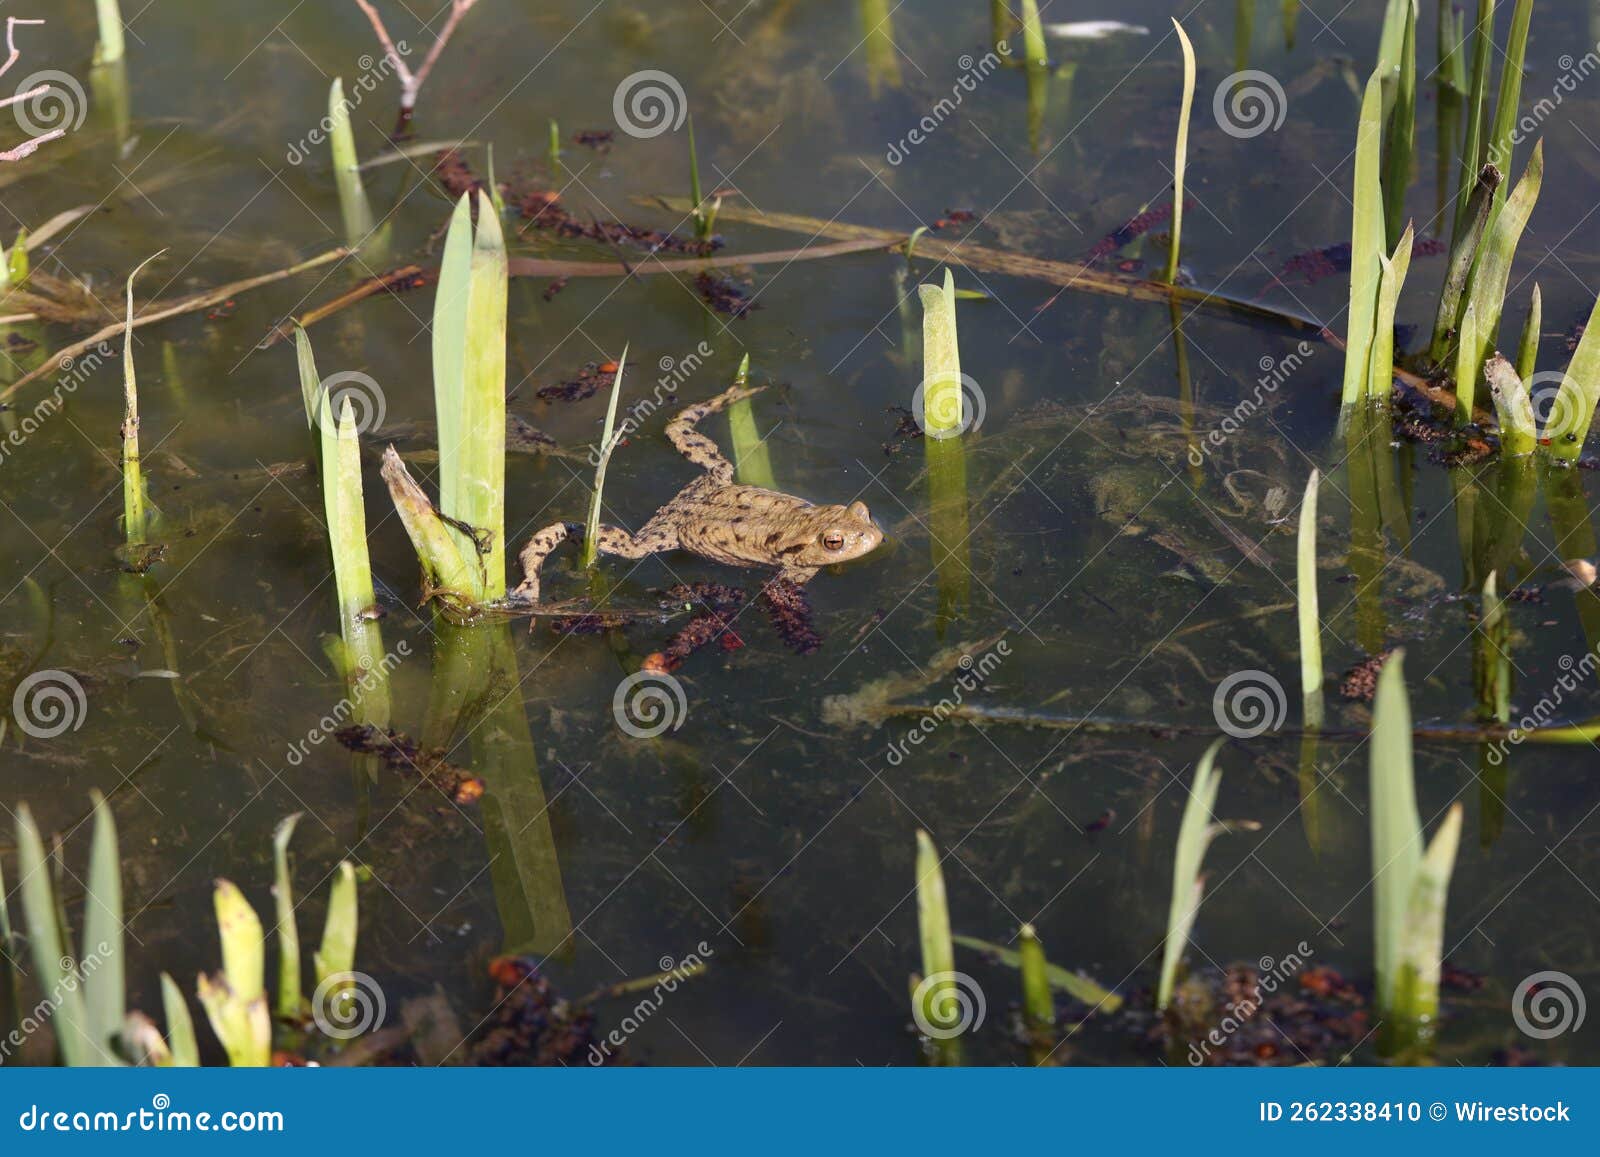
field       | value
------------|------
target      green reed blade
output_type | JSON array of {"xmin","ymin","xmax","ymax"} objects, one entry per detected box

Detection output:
[
  {"xmin": 1455, "ymin": 300, "xmax": 1480, "ymax": 423},
  {"xmin": 1474, "ymin": 572, "xmax": 1512, "ymax": 724},
  {"xmin": 1485, "ymin": 0, "xmax": 1533, "ymax": 204},
  {"xmin": 1018, "ymin": 924, "xmax": 1054, "ymax": 1030},
  {"xmin": 1453, "ymin": 0, "xmax": 1494, "ymax": 241},
  {"xmin": 1367, "ymin": 222, "xmax": 1414, "ymax": 403},
  {"xmin": 14, "ymin": 806, "xmax": 95, "ymax": 1064},
  {"xmin": 990, "ymin": 0, "xmax": 1011, "ymax": 55},
  {"xmin": 1429, "ymin": 163, "xmax": 1500, "ymax": 368},
  {"xmin": 1485, "ymin": 354, "xmax": 1536, "ymax": 456},
  {"xmin": 1157, "ymin": 737, "xmax": 1227, "ymax": 1011},
  {"xmin": 1298, "ymin": 470, "xmax": 1323, "ymax": 729},
  {"xmin": 313, "ymin": 862, "xmax": 358, "ymax": 989},
  {"xmin": 453, "ymin": 190, "xmax": 508, "ymax": 598},
  {"xmin": 913, "ymin": 829, "xmax": 958, "ymax": 1053},
  {"xmin": 1515, "ymin": 284, "xmax": 1541, "ymax": 382},
  {"xmin": 1019, "ymin": 0, "xmax": 1047, "ymax": 65},
  {"xmin": 328, "ymin": 79, "xmax": 375, "ymax": 250},
  {"xmin": 1370, "ymin": 651, "xmax": 1421, "ymax": 1012},
  {"xmin": 1166, "ymin": 19, "xmax": 1196, "ymax": 286},
  {"xmin": 1381, "ymin": 2, "xmax": 1416, "ymax": 250},
  {"xmin": 1340, "ymin": 72, "xmax": 1386, "ymax": 408},
  {"xmin": 160, "ymin": 972, "xmax": 199, "ymax": 1067},
  {"xmin": 1391, "ymin": 801, "xmax": 1463, "ymax": 1044},
  {"xmin": 583, "ymin": 345, "xmax": 627, "ymax": 569},
  {"xmin": 214, "ymin": 880, "xmax": 264, "ymax": 1003},
  {"xmin": 1464, "ymin": 139, "xmax": 1542, "ymax": 375},
  {"xmin": 726, "ymin": 354, "xmax": 776, "ymax": 489},
  {"xmin": 94, "ymin": 0, "xmax": 125, "ymax": 64},
  {"xmin": 1546, "ymin": 293, "xmax": 1600, "ymax": 461},
  {"xmin": 121, "ymin": 253, "xmax": 162, "ymax": 546},
  {"xmin": 272, "ymin": 813, "xmax": 302, "ymax": 1018},
  {"xmin": 82, "ymin": 792, "xmax": 124, "ymax": 1058},
  {"xmin": 433, "ymin": 194, "xmax": 472, "ymax": 514},
  {"xmin": 918, "ymin": 268, "xmax": 963, "ymax": 437}
]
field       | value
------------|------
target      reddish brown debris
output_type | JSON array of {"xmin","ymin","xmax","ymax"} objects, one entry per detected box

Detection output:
[
  {"xmin": 434, "ymin": 148, "xmax": 487, "ymax": 199},
  {"xmin": 1339, "ymin": 650, "xmax": 1394, "ymax": 703},
  {"xmin": 761, "ymin": 576, "xmax": 822, "ymax": 655},
  {"xmin": 333, "ymin": 724, "xmax": 486, "ymax": 805},
  {"xmin": 536, "ymin": 360, "xmax": 617, "ymax": 403},
  {"xmin": 694, "ymin": 270, "xmax": 759, "ymax": 317},
  {"xmin": 517, "ymin": 187, "xmax": 716, "ymax": 256},
  {"xmin": 471, "ymin": 958, "xmax": 616, "ymax": 1067},
  {"xmin": 1083, "ymin": 200, "xmax": 1188, "ymax": 264},
  {"xmin": 542, "ymin": 276, "xmax": 569, "ymax": 301},
  {"xmin": 572, "ymin": 129, "xmax": 614, "ymax": 149},
  {"xmin": 881, "ymin": 405, "xmax": 923, "ymax": 456}
]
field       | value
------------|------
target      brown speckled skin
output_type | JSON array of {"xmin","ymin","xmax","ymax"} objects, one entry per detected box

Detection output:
[{"xmin": 512, "ymin": 384, "xmax": 882, "ymax": 603}]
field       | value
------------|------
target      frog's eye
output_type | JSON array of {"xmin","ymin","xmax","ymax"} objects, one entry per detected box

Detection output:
[{"xmin": 822, "ymin": 532, "xmax": 846, "ymax": 551}]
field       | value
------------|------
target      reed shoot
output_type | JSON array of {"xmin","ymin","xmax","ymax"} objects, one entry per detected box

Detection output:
[
  {"xmin": 1340, "ymin": 72, "xmax": 1385, "ymax": 408},
  {"xmin": 1515, "ymin": 284, "xmax": 1541, "ymax": 382},
  {"xmin": 329, "ymin": 79, "xmax": 376, "ymax": 251},
  {"xmin": 1298, "ymin": 470, "xmax": 1323, "ymax": 729},
  {"xmin": 1019, "ymin": 0, "xmax": 1047, "ymax": 65},
  {"xmin": 1428, "ymin": 163, "xmax": 1500, "ymax": 369},
  {"xmin": 272, "ymin": 813, "xmax": 303, "ymax": 1018},
  {"xmin": 1366, "ymin": 221, "xmax": 1413, "ymax": 403},
  {"xmin": 1485, "ymin": 355, "xmax": 1536, "ymax": 457},
  {"xmin": 583, "ymin": 344, "xmax": 627, "ymax": 570},
  {"xmin": 1461, "ymin": 139, "xmax": 1543, "ymax": 377},
  {"xmin": 198, "ymin": 881, "xmax": 271, "ymax": 1067},
  {"xmin": 94, "ymin": 0, "xmax": 125, "ymax": 64},
  {"xmin": 913, "ymin": 829, "xmax": 960, "ymax": 1056},
  {"xmin": 314, "ymin": 862, "xmax": 359, "ymax": 990},
  {"xmin": 1379, "ymin": 0, "xmax": 1416, "ymax": 250},
  {"xmin": 1157, "ymin": 737, "xmax": 1227, "ymax": 1011},
  {"xmin": 1545, "ymin": 294, "xmax": 1600, "ymax": 462},
  {"xmin": 918, "ymin": 268, "xmax": 963, "ymax": 438},
  {"xmin": 726, "ymin": 354, "xmax": 776, "ymax": 489},
  {"xmin": 1165, "ymin": 19, "xmax": 1195, "ymax": 286}
]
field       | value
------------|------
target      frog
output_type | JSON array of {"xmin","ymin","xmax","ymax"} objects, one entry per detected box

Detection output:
[{"xmin": 510, "ymin": 383, "xmax": 884, "ymax": 604}]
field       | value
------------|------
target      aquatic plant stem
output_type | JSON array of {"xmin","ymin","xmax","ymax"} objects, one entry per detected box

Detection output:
[{"xmin": 351, "ymin": 0, "xmax": 479, "ymax": 128}]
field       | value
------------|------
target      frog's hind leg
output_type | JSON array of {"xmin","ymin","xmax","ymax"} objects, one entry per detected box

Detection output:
[
  {"xmin": 512, "ymin": 521, "xmax": 580, "ymax": 604},
  {"xmin": 665, "ymin": 383, "xmax": 767, "ymax": 483},
  {"xmin": 512, "ymin": 521, "xmax": 676, "ymax": 604}
]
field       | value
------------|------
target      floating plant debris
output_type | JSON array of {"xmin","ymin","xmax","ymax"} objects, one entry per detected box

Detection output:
[
  {"xmin": 536, "ymin": 360, "xmax": 617, "ymax": 403},
  {"xmin": 571, "ymin": 129, "xmax": 614, "ymax": 149},
  {"xmin": 694, "ymin": 270, "xmax": 760, "ymax": 317},
  {"xmin": 334, "ymin": 724, "xmax": 485, "ymax": 804},
  {"xmin": 761, "ymin": 577, "xmax": 821, "ymax": 655},
  {"xmin": 469, "ymin": 958, "xmax": 616, "ymax": 1067},
  {"xmin": 1338, "ymin": 650, "xmax": 1393, "ymax": 703}
]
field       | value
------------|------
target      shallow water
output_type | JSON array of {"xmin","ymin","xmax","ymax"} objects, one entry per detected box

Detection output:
[{"xmin": 2, "ymin": 0, "xmax": 1599, "ymax": 1065}]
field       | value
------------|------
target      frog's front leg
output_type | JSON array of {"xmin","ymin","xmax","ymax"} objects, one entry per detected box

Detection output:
[{"xmin": 778, "ymin": 565, "xmax": 819, "ymax": 586}]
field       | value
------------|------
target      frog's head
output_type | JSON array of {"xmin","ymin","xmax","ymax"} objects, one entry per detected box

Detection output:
[{"xmin": 790, "ymin": 500, "xmax": 883, "ymax": 567}]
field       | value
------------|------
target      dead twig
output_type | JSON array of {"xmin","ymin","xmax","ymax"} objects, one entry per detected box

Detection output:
[
  {"xmin": 0, "ymin": 18, "xmax": 67, "ymax": 162},
  {"xmin": 352, "ymin": 0, "xmax": 479, "ymax": 132}
]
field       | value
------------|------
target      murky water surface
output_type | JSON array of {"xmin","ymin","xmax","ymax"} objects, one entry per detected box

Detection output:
[{"xmin": 3, "ymin": 0, "xmax": 1599, "ymax": 1064}]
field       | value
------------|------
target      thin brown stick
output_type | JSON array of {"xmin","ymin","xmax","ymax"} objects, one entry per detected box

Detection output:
[
  {"xmin": 0, "ymin": 18, "xmax": 65, "ymax": 163},
  {"xmin": 0, "ymin": 248, "xmax": 349, "ymax": 402}
]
